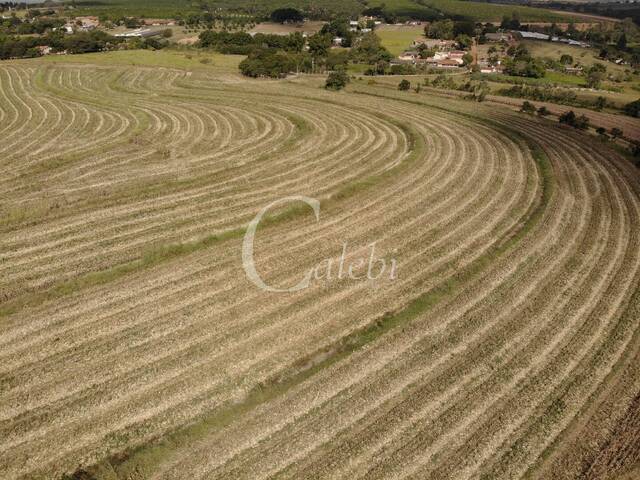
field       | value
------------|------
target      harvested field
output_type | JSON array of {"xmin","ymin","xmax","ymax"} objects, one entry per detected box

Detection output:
[{"xmin": 0, "ymin": 52, "xmax": 640, "ymax": 480}]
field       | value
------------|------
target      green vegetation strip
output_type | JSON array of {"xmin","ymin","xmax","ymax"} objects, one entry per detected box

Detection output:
[{"xmin": 62, "ymin": 114, "xmax": 553, "ymax": 480}]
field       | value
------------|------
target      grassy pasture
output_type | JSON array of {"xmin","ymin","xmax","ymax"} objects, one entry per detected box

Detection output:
[
  {"xmin": 521, "ymin": 40, "xmax": 622, "ymax": 72},
  {"xmin": 376, "ymin": 24, "xmax": 425, "ymax": 56},
  {"xmin": 37, "ymin": 49, "xmax": 243, "ymax": 71}
]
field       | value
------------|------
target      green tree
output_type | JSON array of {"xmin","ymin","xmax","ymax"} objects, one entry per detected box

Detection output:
[
  {"xmin": 610, "ymin": 127, "xmax": 623, "ymax": 139},
  {"xmin": 308, "ymin": 33, "xmax": 332, "ymax": 58},
  {"xmin": 456, "ymin": 34, "xmax": 472, "ymax": 50},
  {"xmin": 617, "ymin": 33, "xmax": 627, "ymax": 50},
  {"xmin": 537, "ymin": 106, "xmax": 550, "ymax": 116},
  {"xmin": 559, "ymin": 54, "xmax": 573, "ymax": 65},
  {"xmin": 586, "ymin": 63, "xmax": 606, "ymax": 89},
  {"xmin": 270, "ymin": 8, "xmax": 303, "ymax": 24},
  {"xmin": 325, "ymin": 70, "xmax": 350, "ymax": 90},
  {"xmin": 624, "ymin": 99, "xmax": 640, "ymax": 118},
  {"xmin": 349, "ymin": 33, "xmax": 392, "ymax": 64},
  {"xmin": 398, "ymin": 79, "xmax": 411, "ymax": 91},
  {"xmin": 426, "ymin": 20, "xmax": 454, "ymax": 40},
  {"xmin": 473, "ymin": 81, "xmax": 489, "ymax": 102},
  {"xmin": 521, "ymin": 101, "xmax": 536, "ymax": 114}
]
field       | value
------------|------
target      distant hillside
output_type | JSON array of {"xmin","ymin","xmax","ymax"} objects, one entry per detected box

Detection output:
[
  {"xmin": 369, "ymin": 0, "xmax": 577, "ymax": 22},
  {"xmin": 26, "ymin": 0, "xmax": 577, "ymax": 22},
  {"xmin": 65, "ymin": 0, "xmax": 364, "ymax": 19}
]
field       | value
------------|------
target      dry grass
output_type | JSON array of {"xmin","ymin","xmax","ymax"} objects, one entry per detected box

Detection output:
[{"xmin": 0, "ymin": 51, "xmax": 639, "ymax": 480}]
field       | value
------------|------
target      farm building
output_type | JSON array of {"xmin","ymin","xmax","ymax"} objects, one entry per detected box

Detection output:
[
  {"xmin": 399, "ymin": 51, "xmax": 419, "ymax": 61},
  {"xmin": 114, "ymin": 29, "xmax": 162, "ymax": 38},
  {"xmin": 436, "ymin": 58, "xmax": 463, "ymax": 68},
  {"xmin": 142, "ymin": 19, "xmax": 176, "ymax": 26},
  {"xmin": 413, "ymin": 38, "xmax": 456, "ymax": 51},
  {"xmin": 485, "ymin": 32, "xmax": 513, "ymax": 42},
  {"xmin": 75, "ymin": 16, "xmax": 99, "ymax": 30}
]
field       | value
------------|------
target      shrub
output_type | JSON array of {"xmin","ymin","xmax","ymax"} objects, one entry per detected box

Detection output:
[
  {"xmin": 521, "ymin": 101, "xmax": 536, "ymax": 114},
  {"xmin": 624, "ymin": 99, "xmax": 640, "ymax": 117},
  {"xmin": 239, "ymin": 49, "xmax": 297, "ymax": 78},
  {"xmin": 398, "ymin": 79, "xmax": 411, "ymax": 91},
  {"xmin": 610, "ymin": 127, "xmax": 623, "ymax": 139},
  {"xmin": 325, "ymin": 70, "xmax": 350, "ymax": 90},
  {"xmin": 559, "ymin": 110, "xmax": 590, "ymax": 130},
  {"xmin": 537, "ymin": 106, "xmax": 550, "ymax": 116}
]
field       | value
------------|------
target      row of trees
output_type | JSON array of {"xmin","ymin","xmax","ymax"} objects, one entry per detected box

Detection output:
[
  {"xmin": 0, "ymin": 30, "xmax": 123, "ymax": 60},
  {"xmin": 199, "ymin": 30, "xmax": 305, "ymax": 55},
  {"xmin": 520, "ymin": 101, "xmax": 640, "ymax": 162},
  {"xmin": 0, "ymin": 14, "xmax": 65, "ymax": 35},
  {"xmin": 197, "ymin": 25, "xmax": 392, "ymax": 78}
]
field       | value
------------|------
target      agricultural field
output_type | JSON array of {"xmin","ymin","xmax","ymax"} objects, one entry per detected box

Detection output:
[
  {"xmin": 521, "ymin": 40, "xmax": 624, "ymax": 72},
  {"xmin": 1, "ymin": 49, "xmax": 640, "ymax": 480},
  {"xmin": 249, "ymin": 21, "xmax": 325, "ymax": 36}
]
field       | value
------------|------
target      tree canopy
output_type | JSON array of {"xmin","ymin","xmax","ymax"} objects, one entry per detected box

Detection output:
[{"xmin": 270, "ymin": 8, "xmax": 304, "ymax": 24}]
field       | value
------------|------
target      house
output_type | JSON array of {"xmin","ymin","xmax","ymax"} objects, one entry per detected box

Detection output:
[
  {"xmin": 399, "ymin": 51, "xmax": 419, "ymax": 62},
  {"xmin": 436, "ymin": 58, "xmax": 463, "ymax": 68},
  {"xmin": 75, "ymin": 16, "xmax": 99, "ymax": 30},
  {"xmin": 349, "ymin": 20, "xmax": 359, "ymax": 27},
  {"xmin": 564, "ymin": 66, "xmax": 583, "ymax": 74},
  {"xmin": 114, "ymin": 28, "xmax": 162, "ymax": 38},
  {"xmin": 479, "ymin": 62, "xmax": 503, "ymax": 74},
  {"xmin": 448, "ymin": 50, "xmax": 466, "ymax": 59},
  {"xmin": 332, "ymin": 37, "xmax": 343, "ymax": 46},
  {"xmin": 516, "ymin": 31, "xmax": 550, "ymax": 41},
  {"xmin": 36, "ymin": 45, "xmax": 52, "ymax": 56}
]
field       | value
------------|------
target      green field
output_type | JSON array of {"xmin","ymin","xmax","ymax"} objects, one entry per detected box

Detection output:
[
  {"xmin": 521, "ymin": 40, "xmax": 623, "ymax": 72},
  {"xmin": 376, "ymin": 25, "xmax": 425, "ymax": 56},
  {"xmin": 39, "ymin": 49, "xmax": 243, "ymax": 71}
]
